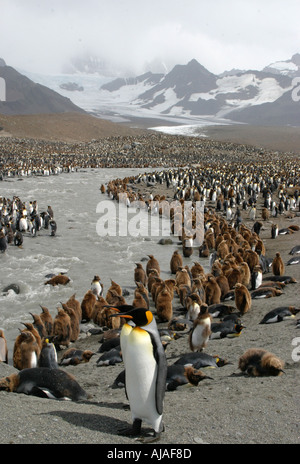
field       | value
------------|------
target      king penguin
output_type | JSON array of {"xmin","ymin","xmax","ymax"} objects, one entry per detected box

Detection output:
[{"xmin": 110, "ymin": 306, "xmax": 167, "ymax": 442}]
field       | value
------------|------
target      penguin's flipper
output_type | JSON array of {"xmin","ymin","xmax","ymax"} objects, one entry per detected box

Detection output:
[
  {"xmin": 16, "ymin": 381, "xmax": 57, "ymax": 399},
  {"xmin": 30, "ymin": 386, "xmax": 60, "ymax": 399},
  {"xmin": 150, "ymin": 332, "xmax": 168, "ymax": 416}
]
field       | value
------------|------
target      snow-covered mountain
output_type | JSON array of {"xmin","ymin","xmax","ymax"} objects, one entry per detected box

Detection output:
[
  {"xmin": 263, "ymin": 53, "xmax": 300, "ymax": 77},
  {"xmin": 4, "ymin": 54, "xmax": 300, "ymax": 127},
  {"xmin": 97, "ymin": 57, "xmax": 300, "ymax": 126},
  {"xmin": 0, "ymin": 63, "xmax": 86, "ymax": 115}
]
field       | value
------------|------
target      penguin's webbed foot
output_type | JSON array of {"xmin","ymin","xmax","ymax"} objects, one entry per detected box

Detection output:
[
  {"xmin": 138, "ymin": 423, "xmax": 165, "ymax": 443},
  {"xmin": 118, "ymin": 419, "xmax": 142, "ymax": 437},
  {"xmin": 138, "ymin": 431, "xmax": 161, "ymax": 443}
]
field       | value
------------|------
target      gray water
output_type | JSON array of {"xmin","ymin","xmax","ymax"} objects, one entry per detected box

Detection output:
[{"xmin": 0, "ymin": 168, "xmax": 209, "ymax": 360}]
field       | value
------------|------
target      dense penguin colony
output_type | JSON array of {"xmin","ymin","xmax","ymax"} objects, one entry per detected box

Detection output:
[{"xmin": 0, "ymin": 133, "xmax": 300, "ymax": 441}]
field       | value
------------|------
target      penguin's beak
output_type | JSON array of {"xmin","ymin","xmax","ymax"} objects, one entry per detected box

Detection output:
[{"xmin": 107, "ymin": 307, "xmax": 133, "ymax": 319}]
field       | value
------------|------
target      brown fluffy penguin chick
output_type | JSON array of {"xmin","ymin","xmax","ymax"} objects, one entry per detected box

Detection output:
[
  {"xmin": 134, "ymin": 263, "xmax": 147, "ymax": 285},
  {"xmin": 106, "ymin": 290, "xmax": 126, "ymax": 307},
  {"xmin": 0, "ymin": 329, "xmax": 8, "ymax": 363},
  {"xmin": 81, "ymin": 290, "xmax": 97, "ymax": 321},
  {"xmin": 204, "ymin": 275, "xmax": 221, "ymax": 306},
  {"xmin": 191, "ymin": 277, "xmax": 206, "ymax": 302},
  {"xmin": 108, "ymin": 280, "xmax": 123, "ymax": 296},
  {"xmin": 190, "ymin": 262, "xmax": 205, "ymax": 279},
  {"xmin": 178, "ymin": 284, "xmax": 192, "ymax": 307},
  {"xmin": 13, "ymin": 331, "xmax": 40, "ymax": 370},
  {"xmin": 234, "ymin": 283, "xmax": 252, "ymax": 315},
  {"xmin": 217, "ymin": 240, "xmax": 229, "ymax": 260},
  {"xmin": 92, "ymin": 296, "xmax": 109, "ymax": 325},
  {"xmin": 44, "ymin": 274, "xmax": 70, "ymax": 286},
  {"xmin": 29, "ymin": 313, "xmax": 47, "ymax": 339},
  {"xmin": 199, "ymin": 240, "xmax": 210, "ymax": 258},
  {"xmin": 132, "ymin": 290, "xmax": 149, "ymax": 309},
  {"xmin": 146, "ymin": 254, "xmax": 160, "ymax": 276},
  {"xmin": 189, "ymin": 305, "xmax": 212, "ymax": 352},
  {"xmin": 184, "ymin": 366, "xmax": 212, "ymax": 386},
  {"xmin": 156, "ymin": 284, "xmax": 173, "ymax": 322},
  {"xmin": 261, "ymin": 208, "xmax": 270, "ymax": 221},
  {"xmin": 164, "ymin": 279, "xmax": 176, "ymax": 300},
  {"xmin": 135, "ymin": 282, "xmax": 150, "ymax": 306},
  {"xmin": 226, "ymin": 267, "xmax": 242, "ymax": 289},
  {"xmin": 60, "ymin": 348, "xmax": 95, "ymax": 366},
  {"xmin": 60, "ymin": 303, "xmax": 80, "ymax": 343},
  {"xmin": 147, "ymin": 269, "xmax": 160, "ymax": 293},
  {"xmin": 216, "ymin": 275, "xmax": 230, "ymax": 300},
  {"xmin": 243, "ymin": 249, "xmax": 260, "ymax": 272},
  {"xmin": 21, "ymin": 322, "xmax": 42, "ymax": 351},
  {"xmin": 272, "ymin": 252, "xmax": 285, "ymax": 276},
  {"xmin": 52, "ymin": 308, "xmax": 71, "ymax": 349},
  {"xmin": 98, "ymin": 307, "xmax": 123, "ymax": 330},
  {"xmin": 238, "ymin": 262, "xmax": 251, "ymax": 287},
  {"xmin": 150, "ymin": 277, "xmax": 163, "ymax": 302},
  {"xmin": 65, "ymin": 294, "xmax": 82, "ymax": 322},
  {"xmin": 39, "ymin": 305, "xmax": 53, "ymax": 336},
  {"xmin": 211, "ymin": 260, "xmax": 223, "ymax": 277},
  {"xmin": 170, "ymin": 250, "xmax": 183, "ymax": 274},
  {"xmin": 238, "ymin": 348, "xmax": 285, "ymax": 376},
  {"xmin": 175, "ymin": 268, "xmax": 191, "ymax": 288}
]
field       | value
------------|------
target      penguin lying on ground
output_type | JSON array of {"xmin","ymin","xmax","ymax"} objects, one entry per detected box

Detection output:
[
  {"xmin": 238, "ymin": 348, "xmax": 285, "ymax": 376},
  {"xmin": 259, "ymin": 306, "xmax": 300, "ymax": 324},
  {"xmin": 251, "ymin": 287, "xmax": 283, "ymax": 299},
  {"xmin": 286, "ymin": 256, "xmax": 300, "ymax": 265},
  {"xmin": 113, "ymin": 365, "xmax": 213, "ymax": 391},
  {"xmin": 263, "ymin": 275, "xmax": 297, "ymax": 284},
  {"xmin": 0, "ymin": 367, "xmax": 89, "ymax": 400},
  {"xmin": 96, "ymin": 347, "xmax": 122, "ymax": 366},
  {"xmin": 59, "ymin": 348, "xmax": 96, "ymax": 366},
  {"xmin": 166, "ymin": 365, "xmax": 212, "ymax": 391},
  {"xmin": 289, "ymin": 245, "xmax": 300, "ymax": 255},
  {"xmin": 207, "ymin": 303, "xmax": 235, "ymax": 318},
  {"xmin": 210, "ymin": 320, "xmax": 245, "ymax": 339},
  {"xmin": 174, "ymin": 352, "xmax": 228, "ymax": 369}
]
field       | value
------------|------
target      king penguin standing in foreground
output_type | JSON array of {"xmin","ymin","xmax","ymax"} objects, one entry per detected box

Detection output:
[{"xmin": 110, "ymin": 306, "xmax": 167, "ymax": 442}]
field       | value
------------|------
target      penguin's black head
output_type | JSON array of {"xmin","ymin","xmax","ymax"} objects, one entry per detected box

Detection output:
[{"xmin": 110, "ymin": 306, "xmax": 153, "ymax": 327}]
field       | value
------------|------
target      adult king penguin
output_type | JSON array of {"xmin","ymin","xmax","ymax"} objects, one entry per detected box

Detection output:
[{"xmin": 110, "ymin": 306, "xmax": 167, "ymax": 442}]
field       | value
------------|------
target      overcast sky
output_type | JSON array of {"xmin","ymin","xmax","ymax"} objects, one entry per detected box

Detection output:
[{"xmin": 1, "ymin": 0, "xmax": 300, "ymax": 76}]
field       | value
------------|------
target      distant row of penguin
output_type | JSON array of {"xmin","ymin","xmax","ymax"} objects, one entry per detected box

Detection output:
[{"xmin": 0, "ymin": 196, "xmax": 57, "ymax": 252}]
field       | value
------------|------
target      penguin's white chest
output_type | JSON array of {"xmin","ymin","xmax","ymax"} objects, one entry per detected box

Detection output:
[
  {"xmin": 30, "ymin": 351, "xmax": 38, "ymax": 368},
  {"xmin": 122, "ymin": 327, "xmax": 160, "ymax": 428},
  {"xmin": 191, "ymin": 318, "xmax": 211, "ymax": 351},
  {"xmin": 91, "ymin": 282, "xmax": 102, "ymax": 296},
  {"xmin": 187, "ymin": 303, "xmax": 200, "ymax": 322}
]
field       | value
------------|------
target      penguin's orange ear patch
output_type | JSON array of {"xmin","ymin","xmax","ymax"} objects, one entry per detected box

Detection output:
[{"xmin": 146, "ymin": 310, "xmax": 153, "ymax": 324}]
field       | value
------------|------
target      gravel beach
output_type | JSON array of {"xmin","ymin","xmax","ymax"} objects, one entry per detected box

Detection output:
[{"xmin": 0, "ymin": 125, "xmax": 300, "ymax": 448}]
